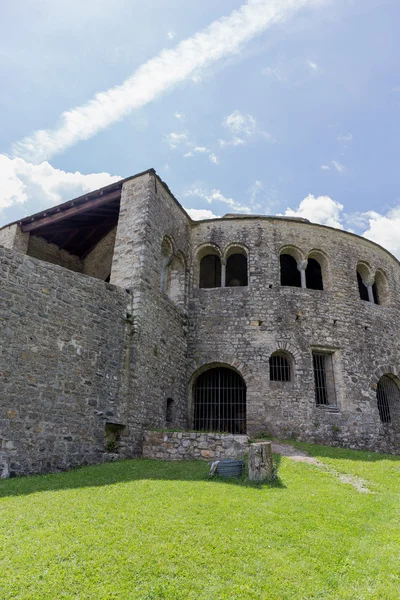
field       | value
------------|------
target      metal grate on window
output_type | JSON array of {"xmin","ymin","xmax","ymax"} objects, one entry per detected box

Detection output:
[
  {"xmin": 377, "ymin": 375, "xmax": 400, "ymax": 424},
  {"xmin": 312, "ymin": 352, "xmax": 337, "ymax": 406},
  {"xmin": 193, "ymin": 367, "xmax": 246, "ymax": 434},
  {"xmin": 270, "ymin": 353, "xmax": 291, "ymax": 382}
]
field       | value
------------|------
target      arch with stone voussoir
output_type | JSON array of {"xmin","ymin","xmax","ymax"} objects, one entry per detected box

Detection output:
[
  {"xmin": 306, "ymin": 248, "xmax": 332, "ymax": 291},
  {"xmin": 160, "ymin": 234, "xmax": 188, "ymax": 307},
  {"xmin": 268, "ymin": 341, "xmax": 300, "ymax": 382},
  {"xmin": 374, "ymin": 268, "xmax": 390, "ymax": 306},
  {"xmin": 194, "ymin": 242, "xmax": 222, "ymax": 289},
  {"xmin": 223, "ymin": 242, "xmax": 250, "ymax": 287},
  {"xmin": 370, "ymin": 365, "xmax": 400, "ymax": 429},
  {"xmin": 279, "ymin": 244, "xmax": 305, "ymax": 288},
  {"xmin": 187, "ymin": 359, "xmax": 255, "ymax": 434}
]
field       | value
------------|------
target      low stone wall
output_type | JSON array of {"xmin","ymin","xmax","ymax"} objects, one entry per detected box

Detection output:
[{"xmin": 143, "ymin": 431, "xmax": 249, "ymax": 461}]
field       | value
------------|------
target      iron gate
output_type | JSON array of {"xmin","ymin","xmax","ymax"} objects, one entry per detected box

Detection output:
[
  {"xmin": 377, "ymin": 375, "xmax": 400, "ymax": 424},
  {"xmin": 193, "ymin": 367, "xmax": 246, "ymax": 434}
]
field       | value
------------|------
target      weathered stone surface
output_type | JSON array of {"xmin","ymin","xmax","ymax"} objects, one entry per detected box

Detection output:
[
  {"xmin": 187, "ymin": 215, "xmax": 400, "ymax": 454},
  {"xmin": 142, "ymin": 431, "xmax": 249, "ymax": 461},
  {"xmin": 0, "ymin": 245, "xmax": 131, "ymax": 476},
  {"xmin": 248, "ymin": 442, "xmax": 274, "ymax": 481},
  {"xmin": 0, "ymin": 224, "xmax": 29, "ymax": 253},
  {"xmin": 1, "ymin": 169, "xmax": 400, "ymax": 477}
]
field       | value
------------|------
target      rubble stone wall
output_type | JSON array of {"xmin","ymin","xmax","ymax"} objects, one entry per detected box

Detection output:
[
  {"xmin": 187, "ymin": 217, "xmax": 400, "ymax": 454},
  {"xmin": 0, "ymin": 245, "xmax": 130, "ymax": 475},
  {"xmin": 110, "ymin": 173, "xmax": 192, "ymax": 454},
  {"xmin": 2, "ymin": 173, "xmax": 400, "ymax": 477},
  {"xmin": 83, "ymin": 227, "xmax": 117, "ymax": 280},
  {"xmin": 142, "ymin": 431, "xmax": 249, "ymax": 461},
  {"xmin": 28, "ymin": 235, "xmax": 83, "ymax": 273}
]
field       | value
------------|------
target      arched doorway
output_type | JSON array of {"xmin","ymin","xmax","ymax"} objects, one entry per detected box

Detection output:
[
  {"xmin": 377, "ymin": 374, "xmax": 400, "ymax": 424},
  {"xmin": 193, "ymin": 366, "xmax": 246, "ymax": 434}
]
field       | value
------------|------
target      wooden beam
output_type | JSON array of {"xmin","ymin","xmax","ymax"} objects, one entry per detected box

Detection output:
[
  {"xmin": 74, "ymin": 227, "xmax": 101, "ymax": 255},
  {"xmin": 21, "ymin": 190, "xmax": 121, "ymax": 233},
  {"xmin": 56, "ymin": 229, "xmax": 80, "ymax": 251}
]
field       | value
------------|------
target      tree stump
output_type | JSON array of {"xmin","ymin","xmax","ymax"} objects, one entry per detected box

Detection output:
[{"xmin": 248, "ymin": 442, "xmax": 274, "ymax": 481}]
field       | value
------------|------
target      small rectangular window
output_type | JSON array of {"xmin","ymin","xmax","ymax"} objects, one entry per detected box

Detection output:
[
  {"xmin": 312, "ymin": 351, "xmax": 336, "ymax": 406},
  {"xmin": 166, "ymin": 398, "xmax": 174, "ymax": 424}
]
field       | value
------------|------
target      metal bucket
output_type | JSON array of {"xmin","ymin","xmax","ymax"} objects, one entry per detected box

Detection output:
[{"xmin": 215, "ymin": 459, "xmax": 245, "ymax": 478}]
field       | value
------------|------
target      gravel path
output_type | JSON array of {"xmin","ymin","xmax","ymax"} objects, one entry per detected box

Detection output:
[{"xmin": 271, "ymin": 441, "xmax": 372, "ymax": 493}]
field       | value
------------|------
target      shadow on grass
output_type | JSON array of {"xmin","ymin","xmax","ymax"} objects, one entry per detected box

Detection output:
[{"xmin": 0, "ymin": 454, "xmax": 285, "ymax": 499}]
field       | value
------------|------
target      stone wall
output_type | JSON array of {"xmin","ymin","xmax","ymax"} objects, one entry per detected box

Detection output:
[
  {"xmin": 187, "ymin": 216, "xmax": 400, "ymax": 454},
  {"xmin": 143, "ymin": 431, "xmax": 249, "ymax": 461},
  {"xmin": 83, "ymin": 227, "xmax": 117, "ymax": 280},
  {"xmin": 0, "ymin": 224, "xmax": 29, "ymax": 253},
  {"xmin": 27, "ymin": 235, "xmax": 83, "ymax": 273},
  {"xmin": 110, "ymin": 172, "xmax": 192, "ymax": 453},
  {"xmin": 0, "ymin": 245, "xmax": 131, "ymax": 475},
  {"xmin": 2, "ymin": 172, "xmax": 400, "ymax": 476}
]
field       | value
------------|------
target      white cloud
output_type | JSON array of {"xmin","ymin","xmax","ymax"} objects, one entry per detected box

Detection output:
[
  {"xmin": 174, "ymin": 111, "xmax": 186, "ymax": 120},
  {"xmin": 282, "ymin": 194, "xmax": 344, "ymax": 229},
  {"xmin": 337, "ymin": 133, "xmax": 353, "ymax": 144},
  {"xmin": 184, "ymin": 208, "xmax": 220, "ymax": 220},
  {"xmin": 307, "ymin": 59, "xmax": 318, "ymax": 70},
  {"xmin": 224, "ymin": 110, "xmax": 258, "ymax": 136},
  {"xmin": 185, "ymin": 187, "xmax": 253, "ymax": 214},
  {"xmin": 181, "ymin": 141, "xmax": 217, "ymax": 163},
  {"xmin": 219, "ymin": 137, "xmax": 245, "ymax": 148},
  {"xmin": 0, "ymin": 154, "xmax": 121, "ymax": 222},
  {"xmin": 247, "ymin": 180, "xmax": 264, "ymax": 209},
  {"xmin": 361, "ymin": 207, "xmax": 400, "ymax": 258},
  {"xmin": 262, "ymin": 66, "xmax": 286, "ymax": 81},
  {"xmin": 332, "ymin": 160, "xmax": 345, "ymax": 173},
  {"xmin": 320, "ymin": 165, "xmax": 330, "ymax": 170},
  {"xmin": 220, "ymin": 109, "xmax": 272, "ymax": 147},
  {"xmin": 12, "ymin": 0, "xmax": 325, "ymax": 162},
  {"xmin": 167, "ymin": 31, "xmax": 176, "ymax": 40},
  {"xmin": 209, "ymin": 153, "xmax": 220, "ymax": 164},
  {"xmin": 164, "ymin": 131, "xmax": 189, "ymax": 149}
]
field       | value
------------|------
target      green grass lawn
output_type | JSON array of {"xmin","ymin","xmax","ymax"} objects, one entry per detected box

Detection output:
[{"xmin": 0, "ymin": 444, "xmax": 399, "ymax": 599}]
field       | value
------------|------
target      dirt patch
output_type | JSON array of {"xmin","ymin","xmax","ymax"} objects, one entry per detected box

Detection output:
[{"xmin": 271, "ymin": 441, "xmax": 372, "ymax": 493}]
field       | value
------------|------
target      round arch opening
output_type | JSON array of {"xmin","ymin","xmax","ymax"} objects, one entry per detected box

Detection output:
[
  {"xmin": 192, "ymin": 366, "xmax": 246, "ymax": 434},
  {"xmin": 377, "ymin": 374, "xmax": 400, "ymax": 425}
]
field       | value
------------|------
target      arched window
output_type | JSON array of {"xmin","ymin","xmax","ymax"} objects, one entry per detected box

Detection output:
[
  {"xmin": 377, "ymin": 375, "xmax": 400, "ymax": 424},
  {"xmin": 306, "ymin": 258, "xmax": 323, "ymax": 290},
  {"xmin": 357, "ymin": 271, "xmax": 369, "ymax": 301},
  {"xmin": 280, "ymin": 254, "xmax": 301, "ymax": 287},
  {"xmin": 374, "ymin": 270, "xmax": 389, "ymax": 306},
  {"xmin": 193, "ymin": 366, "xmax": 246, "ymax": 434},
  {"xmin": 167, "ymin": 253, "xmax": 186, "ymax": 306},
  {"xmin": 356, "ymin": 263, "xmax": 371, "ymax": 302},
  {"xmin": 160, "ymin": 235, "xmax": 174, "ymax": 294},
  {"xmin": 226, "ymin": 247, "xmax": 248, "ymax": 287},
  {"xmin": 199, "ymin": 253, "xmax": 221, "ymax": 288},
  {"xmin": 160, "ymin": 236, "xmax": 187, "ymax": 306},
  {"xmin": 269, "ymin": 352, "xmax": 291, "ymax": 382}
]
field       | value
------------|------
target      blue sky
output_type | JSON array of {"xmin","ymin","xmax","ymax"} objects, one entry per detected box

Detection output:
[{"xmin": 1, "ymin": 0, "xmax": 400, "ymax": 255}]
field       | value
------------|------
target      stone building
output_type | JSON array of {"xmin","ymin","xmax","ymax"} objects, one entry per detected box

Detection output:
[{"xmin": 1, "ymin": 168, "xmax": 399, "ymax": 475}]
